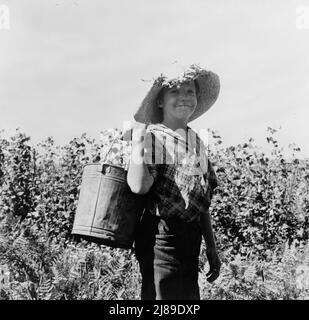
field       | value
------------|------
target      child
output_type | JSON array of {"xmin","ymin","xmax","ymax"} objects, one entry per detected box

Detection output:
[{"xmin": 127, "ymin": 64, "xmax": 221, "ymax": 300}]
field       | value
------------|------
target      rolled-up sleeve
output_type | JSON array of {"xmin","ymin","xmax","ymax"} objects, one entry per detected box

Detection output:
[
  {"xmin": 205, "ymin": 159, "xmax": 219, "ymax": 203},
  {"xmin": 208, "ymin": 159, "xmax": 218, "ymax": 190}
]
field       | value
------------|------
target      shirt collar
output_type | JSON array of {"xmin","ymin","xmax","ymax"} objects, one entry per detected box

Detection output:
[{"xmin": 148, "ymin": 123, "xmax": 192, "ymax": 144}]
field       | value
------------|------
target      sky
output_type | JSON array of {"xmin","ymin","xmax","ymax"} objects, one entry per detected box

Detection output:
[{"xmin": 0, "ymin": 0, "xmax": 308, "ymax": 159}]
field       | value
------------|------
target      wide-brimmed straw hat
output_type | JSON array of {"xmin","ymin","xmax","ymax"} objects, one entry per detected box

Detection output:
[{"xmin": 134, "ymin": 64, "xmax": 220, "ymax": 124}]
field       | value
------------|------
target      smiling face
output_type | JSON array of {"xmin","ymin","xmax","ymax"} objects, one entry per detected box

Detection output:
[{"xmin": 157, "ymin": 80, "xmax": 198, "ymax": 124}]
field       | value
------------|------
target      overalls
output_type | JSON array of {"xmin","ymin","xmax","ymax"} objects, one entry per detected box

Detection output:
[{"xmin": 134, "ymin": 209, "xmax": 202, "ymax": 300}]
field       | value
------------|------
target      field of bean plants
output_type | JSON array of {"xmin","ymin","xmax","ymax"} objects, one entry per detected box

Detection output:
[{"xmin": 0, "ymin": 127, "xmax": 308, "ymax": 300}]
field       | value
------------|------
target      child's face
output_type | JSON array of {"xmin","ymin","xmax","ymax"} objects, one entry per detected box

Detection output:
[{"xmin": 158, "ymin": 80, "xmax": 198, "ymax": 123}]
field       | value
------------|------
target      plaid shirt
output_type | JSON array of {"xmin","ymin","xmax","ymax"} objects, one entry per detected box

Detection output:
[{"xmin": 143, "ymin": 123, "xmax": 218, "ymax": 222}]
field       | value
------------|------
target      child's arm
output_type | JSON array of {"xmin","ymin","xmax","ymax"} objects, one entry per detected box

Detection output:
[
  {"xmin": 127, "ymin": 122, "xmax": 154, "ymax": 195},
  {"xmin": 199, "ymin": 209, "xmax": 221, "ymax": 283},
  {"xmin": 200, "ymin": 208, "xmax": 217, "ymax": 249},
  {"xmin": 199, "ymin": 159, "xmax": 221, "ymax": 282}
]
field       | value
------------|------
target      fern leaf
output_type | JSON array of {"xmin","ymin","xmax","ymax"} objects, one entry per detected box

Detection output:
[
  {"xmin": 69, "ymin": 266, "xmax": 81, "ymax": 280},
  {"xmin": 13, "ymin": 235, "xmax": 28, "ymax": 251},
  {"xmin": 244, "ymin": 265, "xmax": 257, "ymax": 282}
]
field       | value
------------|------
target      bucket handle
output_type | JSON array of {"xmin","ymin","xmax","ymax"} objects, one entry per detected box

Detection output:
[
  {"xmin": 100, "ymin": 131, "xmax": 126, "ymax": 168},
  {"xmin": 100, "ymin": 123, "xmax": 150, "ymax": 172}
]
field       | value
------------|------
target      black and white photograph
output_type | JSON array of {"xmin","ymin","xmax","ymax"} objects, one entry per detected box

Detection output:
[{"xmin": 0, "ymin": 0, "xmax": 308, "ymax": 307}]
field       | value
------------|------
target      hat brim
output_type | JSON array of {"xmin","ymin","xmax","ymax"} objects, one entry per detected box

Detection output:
[{"xmin": 134, "ymin": 70, "xmax": 220, "ymax": 124}]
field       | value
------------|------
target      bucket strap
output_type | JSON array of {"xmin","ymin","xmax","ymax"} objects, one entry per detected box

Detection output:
[{"xmin": 100, "ymin": 123, "xmax": 150, "ymax": 171}]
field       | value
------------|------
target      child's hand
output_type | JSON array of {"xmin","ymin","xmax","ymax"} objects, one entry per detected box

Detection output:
[
  {"xmin": 122, "ymin": 121, "xmax": 149, "ymax": 142},
  {"xmin": 132, "ymin": 122, "xmax": 149, "ymax": 142},
  {"xmin": 206, "ymin": 247, "xmax": 221, "ymax": 283}
]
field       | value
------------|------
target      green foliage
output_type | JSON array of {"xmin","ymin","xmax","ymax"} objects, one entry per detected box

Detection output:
[
  {"xmin": 0, "ymin": 130, "xmax": 103, "ymax": 240},
  {"xmin": 1, "ymin": 222, "xmax": 308, "ymax": 300},
  {"xmin": 200, "ymin": 241, "xmax": 309, "ymax": 300},
  {"xmin": 0, "ymin": 126, "xmax": 308, "ymax": 300},
  {"xmin": 0, "ymin": 130, "xmax": 35, "ymax": 220},
  {"xmin": 207, "ymin": 127, "xmax": 309, "ymax": 257},
  {"xmin": 0, "ymin": 221, "xmax": 141, "ymax": 300}
]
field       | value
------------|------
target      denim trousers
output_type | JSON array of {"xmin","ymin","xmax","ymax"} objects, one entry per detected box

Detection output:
[{"xmin": 134, "ymin": 210, "xmax": 202, "ymax": 300}]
